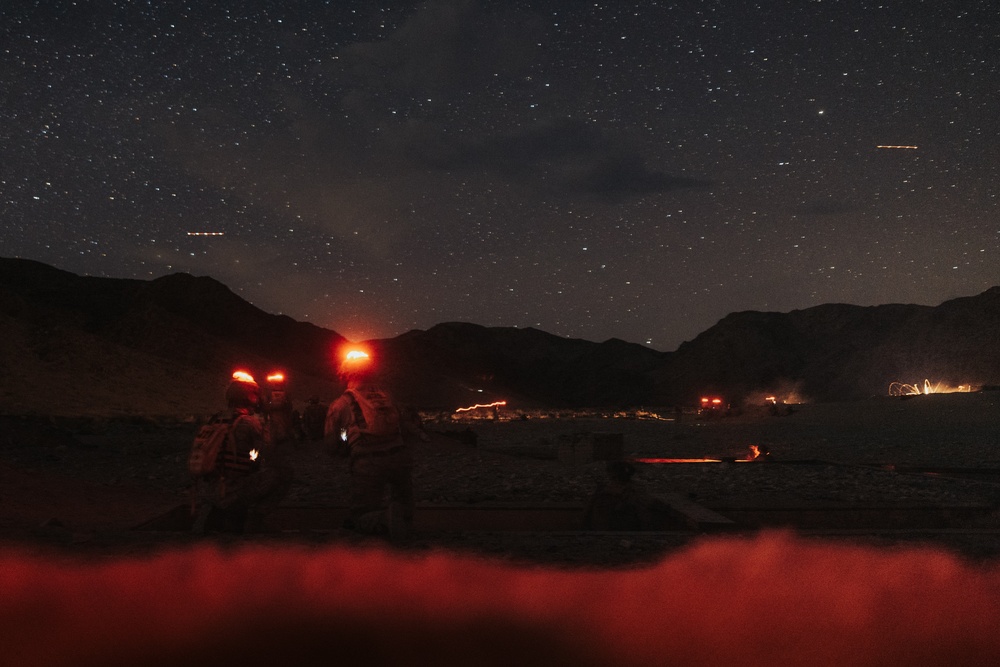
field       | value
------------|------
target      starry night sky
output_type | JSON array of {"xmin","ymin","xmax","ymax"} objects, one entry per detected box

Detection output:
[{"xmin": 2, "ymin": 1, "xmax": 998, "ymax": 350}]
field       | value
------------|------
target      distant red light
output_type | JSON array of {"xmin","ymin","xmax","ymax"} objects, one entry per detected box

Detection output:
[{"xmin": 699, "ymin": 396, "xmax": 724, "ymax": 411}]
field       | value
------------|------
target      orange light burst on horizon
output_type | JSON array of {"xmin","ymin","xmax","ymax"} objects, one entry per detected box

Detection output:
[
  {"xmin": 266, "ymin": 372, "xmax": 285, "ymax": 383},
  {"xmin": 888, "ymin": 379, "xmax": 974, "ymax": 396},
  {"xmin": 231, "ymin": 370, "xmax": 256, "ymax": 384},
  {"xmin": 455, "ymin": 401, "xmax": 507, "ymax": 413}
]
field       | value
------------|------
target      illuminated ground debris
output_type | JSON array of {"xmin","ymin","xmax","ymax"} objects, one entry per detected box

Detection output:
[{"xmin": 630, "ymin": 409, "xmax": 672, "ymax": 420}]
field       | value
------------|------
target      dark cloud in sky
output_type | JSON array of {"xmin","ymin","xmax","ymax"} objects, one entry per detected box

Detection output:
[
  {"xmin": 334, "ymin": 0, "xmax": 543, "ymax": 98},
  {"xmin": 404, "ymin": 117, "xmax": 710, "ymax": 199},
  {"xmin": 326, "ymin": 2, "xmax": 696, "ymax": 200}
]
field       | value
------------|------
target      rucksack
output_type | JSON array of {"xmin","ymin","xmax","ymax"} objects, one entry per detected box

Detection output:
[
  {"xmin": 346, "ymin": 388, "xmax": 401, "ymax": 441},
  {"xmin": 187, "ymin": 414, "xmax": 235, "ymax": 477}
]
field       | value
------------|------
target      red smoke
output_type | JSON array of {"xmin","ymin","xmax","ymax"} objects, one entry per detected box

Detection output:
[{"xmin": 2, "ymin": 532, "xmax": 999, "ymax": 666}]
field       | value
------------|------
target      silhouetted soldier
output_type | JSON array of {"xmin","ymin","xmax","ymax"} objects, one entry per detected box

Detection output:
[
  {"xmin": 192, "ymin": 371, "xmax": 268, "ymax": 533},
  {"xmin": 255, "ymin": 371, "xmax": 296, "ymax": 522},
  {"xmin": 324, "ymin": 349, "xmax": 417, "ymax": 543},
  {"xmin": 302, "ymin": 396, "xmax": 328, "ymax": 441}
]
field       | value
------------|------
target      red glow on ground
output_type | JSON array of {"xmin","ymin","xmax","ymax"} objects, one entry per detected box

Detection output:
[{"xmin": 3, "ymin": 533, "xmax": 1000, "ymax": 665}]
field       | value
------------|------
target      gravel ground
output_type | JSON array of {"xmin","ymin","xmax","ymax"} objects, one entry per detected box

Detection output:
[{"xmin": 3, "ymin": 392, "xmax": 1000, "ymax": 566}]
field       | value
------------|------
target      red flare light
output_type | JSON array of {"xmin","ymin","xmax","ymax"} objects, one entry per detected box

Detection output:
[{"xmin": 232, "ymin": 370, "xmax": 256, "ymax": 384}]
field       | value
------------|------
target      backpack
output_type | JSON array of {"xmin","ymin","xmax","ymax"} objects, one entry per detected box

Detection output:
[
  {"xmin": 346, "ymin": 388, "xmax": 401, "ymax": 441},
  {"xmin": 187, "ymin": 414, "xmax": 235, "ymax": 477}
]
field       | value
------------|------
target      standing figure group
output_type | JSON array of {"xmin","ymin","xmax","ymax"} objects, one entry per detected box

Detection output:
[
  {"xmin": 190, "ymin": 369, "xmax": 296, "ymax": 534},
  {"xmin": 191, "ymin": 349, "xmax": 421, "ymax": 543}
]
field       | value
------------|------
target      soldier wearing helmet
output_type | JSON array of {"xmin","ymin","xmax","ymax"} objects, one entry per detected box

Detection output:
[
  {"xmin": 262, "ymin": 371, "xmax": 303, "ymax": 447},
  {"xmin": 191, "ymin": 370, "xmax": 265, "ymax": 533},
  {"xmin": 225, "ymin": 370, "xmax": 261, "ymax": 411},
  {"xmin": 256, "ymin": 371, "xmax": 296, "ymax": 519},
  {"xmin": 325, "ymin": 349, "xmax": 415, "ymax": 543},
  {"xmin": 196, "ymin": 369, "xmax": 290, "ymax": 534}
]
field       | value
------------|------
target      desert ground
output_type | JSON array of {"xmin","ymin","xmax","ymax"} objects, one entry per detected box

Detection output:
[
  {"xmin": 5, "ymin": 393, "xmax": 1000, "ymax": 665},
  {"xmin": 2, "ymin": 391, "xmax": 1000, "ymax": 566}
]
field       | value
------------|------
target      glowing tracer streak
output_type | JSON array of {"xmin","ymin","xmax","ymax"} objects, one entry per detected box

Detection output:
[
  {"xmin": 634, "ymin": 458, "xmax": 722, "ymax": 463},
  {"xmin": 186, "ymin": 232, "xmax": 226, "ymax": 236},
  {"xmin": 876, "ymin": 145, "xmax": 918, "ymax": 149},
  {"xmin": 455, "ymin": 401, "xmax": 507, "ymax": 413}
]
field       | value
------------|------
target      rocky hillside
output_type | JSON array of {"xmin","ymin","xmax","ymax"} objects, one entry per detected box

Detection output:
[
  {"xmin": 0, "ymin": 258, "xmax": 666, "ymax": 415},
  {"xmin": 0, "ymin": 259, "xmax": 345, "ymax": 417},
  {"xmin": 658, "ymin": 290, "xmax": 1000, "ymax": 404},
  {"xmin": 2, "ymin": 257, "xmax": 999, "ymax": 415},
  {"xmin": 372, "ymin": 322, "xmax": 667, "ymax": 409}
]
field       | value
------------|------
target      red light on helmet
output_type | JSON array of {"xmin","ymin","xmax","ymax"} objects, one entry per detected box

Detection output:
[{"xmin": 232, "ymin": 370, "xmax": 256, "ymax": 384}]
